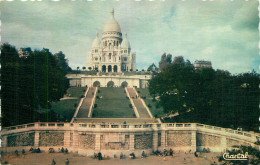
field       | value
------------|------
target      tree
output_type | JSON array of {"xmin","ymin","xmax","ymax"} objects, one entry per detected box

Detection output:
[
  {"xmin": 54, "ymin": 51, "xmax": 71, "ymax": 71},
  {"xmin": 1, "ymin": 43, "xmax": 70, "ymax": 127},
  {"xmin": 159, "ymin": 53, "xmax": 172, "ymax": 71},
  {"xmin": 88, "ymin": 67, "xmax": 92, "ymax": 71},
  {"xmin": 82, "ymin": 66, "xmax": 86, "ymax": 71},
  {"xmin": 149, "ymin": 55, "xmax": 259, "ymax": 132}
]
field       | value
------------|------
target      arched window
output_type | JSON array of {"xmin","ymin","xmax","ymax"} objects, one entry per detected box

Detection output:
[
  {"xmin": 114, "ymin": 41, "xmax": 116, "ymax": 46},
  {"xmin": 105, "ymin": 41, "xmax": 107, "ymax": 46},
  {"xmin": 109, "ymin": 53, "xmax": 112, "ymax": 59},
  {"xmin": 117, "ymin": 41, "xmax": 118, "ymax": 46}
]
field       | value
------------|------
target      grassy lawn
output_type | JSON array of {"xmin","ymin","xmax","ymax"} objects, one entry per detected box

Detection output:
[
  {"xmin": 92, "ymin": 87, "xmax": 135, "ymax": 118},
  {"xmin": 137, "ymin": 88, "xmax": 165, "ymax": 118},
  {"xmin": 50, "ymin": 87, "xmax": 86, "ymax": 121},
  {"xmin": 66, "ymin": 87, "xmax": 86, "ymax": 97},
  {"xmin": 51, "ymin": 99, "xmax": 80, "ymax": 121}
]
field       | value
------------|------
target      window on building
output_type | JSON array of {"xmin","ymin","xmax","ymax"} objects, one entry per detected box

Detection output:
[
  {"xmin": 124, "ymin": 50, "xmax": 127, "ymax": 53},
  {"xmin": 95, "ymin": 49, "xmax": 98, "ymax": 53},
  {"xmin": 114, "ymin": 41, "xmax": 116, "ymax": 46},
  {"xmin": 105, "ymin": 41, "xmax": 107, "ymax": 46},
  {"xmin": 109, "ymin": 53, "xmax": 112, "ymax": 59},
  {"xmin": 95, "ymin": 57, "xmax": 98, "ymax": 61},
  {"xmin": 124, "ymin": 57, "xmax": 127, "ymax": 61}
]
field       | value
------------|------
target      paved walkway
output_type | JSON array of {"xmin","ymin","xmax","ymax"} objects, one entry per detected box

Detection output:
[
  {"xmin": 2, "ymin": 152, "xmax": 221, "ymax": 165},
  {"xmin": 76, "ymin": 87, "xmax": 96, "ymax": 118},
  {"xmin": 127, "ymin": 87, "xmax": 151, "ymax": 118}
]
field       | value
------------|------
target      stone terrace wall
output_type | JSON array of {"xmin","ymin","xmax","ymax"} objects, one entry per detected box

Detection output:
[
  {"xmin": 100, "ymin": 133, "xmax": 130, "ymax": 150},
  {"xmin": 196, "ymin": 133, "xmax": 221, "ymax": 147},
  {"xmin": 39, "ymin": 132, "xmax": 64, "ymax": 146},
  {"xmin": 134, "ymin": 134, "xmax": 153, "ymax": 149},
  {"xmin": 7, "ymin": 132, "xmax": 35, "ymax": 147},
  {"xmin": 79, "ymin": 134, "xmax": 95, "ymax": 149},
  {"xmin": 1, "ymin": 123, "xmax": 259, "ymax": 154},
  {"xmin": 227, "ymin": 138, "xmax": 251, "ymax": 148},
  {"xmin": 167, "ymin": 131, "xmax": 191, "ymax": 147}
]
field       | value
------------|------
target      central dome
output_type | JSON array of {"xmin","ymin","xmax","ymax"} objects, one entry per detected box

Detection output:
[{"xmin": 103, "ymin": 8, "xmax": 121, "ymax": 33}]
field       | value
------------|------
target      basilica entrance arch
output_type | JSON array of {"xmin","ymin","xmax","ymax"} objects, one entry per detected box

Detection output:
[
  {"xmin": 108, "ymin": 65, "xmax": 112, "ymax": 72},
  {"xmin": 102, "ymin": 65, "xmax": 106, "ymax": 72},
  {"xmin": 121, "ymin": 81, "xmax": 128, "ymax": 88},
  {"xmin": 93, "ymin": 81, "xmax": 101, "ymax": 87},
  {"xmin": 113, "ymin": 65, "xmax": 118, "ymax": 72},
  {"xmin": 107, "ymin": 81, "xmax": 114, "ymax": 87}
]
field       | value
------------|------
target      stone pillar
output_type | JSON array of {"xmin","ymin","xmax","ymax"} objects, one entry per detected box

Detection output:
[
  {"xmin": 64, "ymin": 131, "xmax": 71, "ymax": 147},
  {"xmin": 161, "ymin": 131, "xmax": 166, "ymax": 149},
  {"xmin": 1, "ymin": 135, "xmax": 8, "ymax": 152},
  {"xmin": 73, "ymin": 131, "xmax": 79, "ymax": 148},
  {"xmin": 34, "ymin": 131, "xmax": 40, "ymax": 147},
  {"xmin": 221, "ymin": 136, "xmax": 227, "ymax": 152},
  {"xmin": 95, "ymin": 134, "xmax": 101, "ymax": 151},
  {"xmin": 152, "ymin": 131, "xmax": 158, "ymax": 151},
  {"xmin": 191, "ymin": 131, "xmax": 196, "ymax": 152},
  {"xmin": 129, "ymin": 134, "xmax": 135, "ymax": 151}
]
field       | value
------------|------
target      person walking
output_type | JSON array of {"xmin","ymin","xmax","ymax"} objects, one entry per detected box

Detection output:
[
  {"xmin": 51, "ymin": 159, "xmax": 56, "ymax": 165},
  {"xmin": 65, "ymin": 158, "xmax": 70, "ymax": 165}
]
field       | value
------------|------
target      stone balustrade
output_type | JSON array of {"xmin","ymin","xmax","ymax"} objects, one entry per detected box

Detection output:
[{"xmin": 1, "ymin": 122, "xmax": 259, "ymax": 155}]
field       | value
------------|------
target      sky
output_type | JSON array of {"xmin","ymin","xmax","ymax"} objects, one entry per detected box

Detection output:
[{"xmin": 1, "ymin": 0, "xmax": 259, "ymax": 74}]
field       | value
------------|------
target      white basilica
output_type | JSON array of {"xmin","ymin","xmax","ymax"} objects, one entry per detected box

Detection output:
[{"xmin": 86, "ymin": 9, "xmax": 136, "ymax": 73}]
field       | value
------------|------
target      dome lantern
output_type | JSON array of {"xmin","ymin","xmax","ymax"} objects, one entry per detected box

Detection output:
[
  {"xmin": 121, "ymin": 33, "xmax": 131, "ymax": 49},
  {"xmin": 92, "ymin": 32, "xmax": 100, "ymax": 48}
]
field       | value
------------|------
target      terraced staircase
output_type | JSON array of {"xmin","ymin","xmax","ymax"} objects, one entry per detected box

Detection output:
[
  {"xmin": 75, "ymin": 87, "xmax": 97, "ymax": 118},
  {"xmin": 126, "ymin": 87, "xmax": 152, "ymax": 118}
]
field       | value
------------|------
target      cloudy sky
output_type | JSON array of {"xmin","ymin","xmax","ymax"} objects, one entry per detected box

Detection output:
[{"xmin": 1, "ymin": 0, "xmax": 259, "ymax": 73}]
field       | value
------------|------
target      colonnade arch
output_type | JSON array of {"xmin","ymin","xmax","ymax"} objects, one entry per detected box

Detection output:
[
  {"xmin": 93, "ymin": 81, "xmax": 101, "ymax": 87},
  {"xmin": 101, "ymin": 65, "xmax": 119, "ymax": 72},
  {"xmin": 121, "ymin": 81, "xmax": 128, "ymax": 88},
  {"xmin": 107, "ymin": 81, "xmax": 114, "ymax": 87}
]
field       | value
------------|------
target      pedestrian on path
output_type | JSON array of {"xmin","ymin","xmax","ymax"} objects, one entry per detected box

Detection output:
[
  {"xmin": 65, "ymin": 158, "xmax": 70, "ymax": 165},
  {"xmin": 51, "ymin": 159, "xmax": 56, "ymax": 165}
]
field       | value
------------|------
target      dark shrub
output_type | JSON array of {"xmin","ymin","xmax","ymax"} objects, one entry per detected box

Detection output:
[{"xmin": 148, "ymin": 104, "xmax": 152, "ymax": 108}]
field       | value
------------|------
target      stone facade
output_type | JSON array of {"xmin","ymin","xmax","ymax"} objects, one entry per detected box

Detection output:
[
  {"xmin": 227, "ymin": 138, "xmax": 250, "ymax": 148},
  {"xmin": 39, "ymin": 132, "xmax": 64, "ymax": 146},
  {"xmin": 78, "ymin": 134, "xmax": 95, "ymax": 149},
  {"xmin": 167, "ymin": 131, "xmax": 191, "ymax": 147},
  {"xmin": 86, "ymin": 9, "xmax": 136, "ymax": 73},
  {"xmin": 100, "ymin": 133, "xmax": 130, "ymax": 150},
  {"xmin": 66, "ymin": 74, "xmax": 150, "ymax": 88},
  {"xmin": 134, "ymin": 134, "xmax": 153, "ymax": 149},
  {"xmin": 7, "ymin": 132, "xmax": 35, "ymax": 147},
  {"xmin": 196, "ymin": 133, "xmax": 221, "ymax": 147},
  {"xmin": 1, "ymin": 123, "xmax": 258, "ymax": 156}
]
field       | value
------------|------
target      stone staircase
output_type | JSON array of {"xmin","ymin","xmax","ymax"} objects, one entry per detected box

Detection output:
[
  {"xmin": 126, "ymin": 87, "xmax": 152, "ymax": 118},
  {"xmin": 76, "ymin": 87, "xmax": 97, "ymax": 118}
]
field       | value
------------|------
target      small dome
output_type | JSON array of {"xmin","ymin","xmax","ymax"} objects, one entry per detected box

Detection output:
[
  {"xmin": 103, "ymin": 8, "xmax": 121, "ymax": 33},
  {"xmin": 121, "ymin": 33, "xmax": 131, "ymax": 49},
  {"xmin": 92, "ymin": 32, "xmax": 100, "ymax": 48}
]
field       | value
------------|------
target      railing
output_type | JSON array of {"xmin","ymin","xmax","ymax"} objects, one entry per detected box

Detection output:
[{"xmin": 1, "ymin": 122, "xmax": 259, "ymax": 142}]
